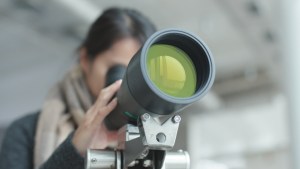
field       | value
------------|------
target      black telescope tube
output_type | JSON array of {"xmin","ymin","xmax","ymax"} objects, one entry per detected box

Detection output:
[{"xmin": 104, "ymin": 29, "xmax": 215, "ymax": 130}]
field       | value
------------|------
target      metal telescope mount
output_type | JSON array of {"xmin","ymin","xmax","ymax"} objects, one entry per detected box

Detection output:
[{"xmin": 86, "ymin": 113, "xmax": 190, "ymax": 169}]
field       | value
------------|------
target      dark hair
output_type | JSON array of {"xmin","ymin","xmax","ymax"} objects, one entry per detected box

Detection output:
[{"xmin": 80, "ymin": 7, "xmax": 157, "ymax": 60}]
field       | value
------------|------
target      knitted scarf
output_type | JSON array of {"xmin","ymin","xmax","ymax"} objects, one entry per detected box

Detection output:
[{"xmin": 34, "ymin": 66, "xmax": 93, "ymax": 169}]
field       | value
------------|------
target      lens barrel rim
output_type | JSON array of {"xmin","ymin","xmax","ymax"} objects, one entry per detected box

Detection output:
[{"xmin": 141, "ymin": 29, "xmax": 215, "ymax": 105}]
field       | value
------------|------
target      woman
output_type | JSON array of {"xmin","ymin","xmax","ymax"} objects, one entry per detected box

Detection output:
[{"xmin": 0, "ymin": 7, "xmax": 156, "ymax": 169}]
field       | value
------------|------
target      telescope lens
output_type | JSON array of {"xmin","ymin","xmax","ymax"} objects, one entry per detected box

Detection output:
[{"xmin": 147, "ymin": 44, "xmax": 197, "ymax": 98}]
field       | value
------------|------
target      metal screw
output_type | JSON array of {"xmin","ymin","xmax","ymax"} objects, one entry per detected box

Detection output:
[
  {"xmin": 139, "ymin": 149, "xmax": 149, "ymax": 158},
  {"xmin": 172, "ymin": 115, "xmax": 181, "ymax": 123},
  {"xmin": 91, "ymin": 158, "xmax": 97, "ymax": 163},
  {"xmin": 143, "ymin": 160, "xmax": 152, "ymax": 167},
  {"xmin": 128, "ymin": 160, "xmax": 139, "ymax": 167},
  {"xmin": 141, "ymin": 113, "xmax": 150, "ymax": 122}
]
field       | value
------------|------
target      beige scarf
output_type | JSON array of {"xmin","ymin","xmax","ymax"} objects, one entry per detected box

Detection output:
[{"xmin": 34, "ymin": 66, "xmax": 93, "ymax": 169}]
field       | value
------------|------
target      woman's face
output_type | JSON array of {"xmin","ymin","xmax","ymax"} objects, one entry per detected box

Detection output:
[{"xmin": 80, "ymin": 38, "xmax": 141, "ymax": 97}]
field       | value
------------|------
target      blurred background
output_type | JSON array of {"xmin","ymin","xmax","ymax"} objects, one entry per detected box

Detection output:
[{"xmin": 0, "ymin": 0, "xmax": 299, "ymax": 169}]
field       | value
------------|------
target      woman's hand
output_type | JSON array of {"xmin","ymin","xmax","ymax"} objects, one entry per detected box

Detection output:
[{"xmin": 72, "ymin": 80, "xmax": 122, "ymax": 156}]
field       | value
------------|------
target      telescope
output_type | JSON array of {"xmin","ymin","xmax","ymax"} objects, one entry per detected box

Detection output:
[{"xmin": 86, "ymin": 29, "xmax": 215, "ymax": 169}]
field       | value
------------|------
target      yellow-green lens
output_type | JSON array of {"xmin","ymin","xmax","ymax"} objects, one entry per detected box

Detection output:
[{"xmin": 146, "ymin": 44, "xmax": 197, "ymax": 98}]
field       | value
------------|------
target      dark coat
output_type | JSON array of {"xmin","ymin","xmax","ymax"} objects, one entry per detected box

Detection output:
[{"xmin": 0, "ymin": 113, "xmax": 84, "ymax": 169}]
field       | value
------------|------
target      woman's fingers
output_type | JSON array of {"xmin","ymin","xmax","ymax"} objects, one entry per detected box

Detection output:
[
  {"xmin": 72, "ymin": 97, "xmax": 118, "ymax": 155},
  {"xmin": 91, "ymin": 97, "xmax": 118, "ymax": 128},
  {"xmin": 72, "ymin": 80, "xmax": 122, "ymax": 156},
  {"xmin": 86, "ymin": 80, "xmax": 122, "ymax": 122},
  {"xmin": 96, "ymin": 79, "xmax": 122, "ymax": 107}
]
